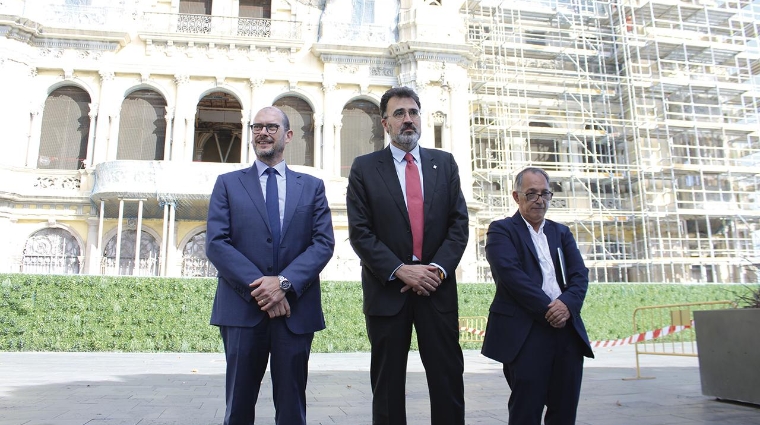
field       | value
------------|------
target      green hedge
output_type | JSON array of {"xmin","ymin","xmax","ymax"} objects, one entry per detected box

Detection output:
[{"xmin": 0, "ymin": 273, "xmax": 750, "ymax": 352}]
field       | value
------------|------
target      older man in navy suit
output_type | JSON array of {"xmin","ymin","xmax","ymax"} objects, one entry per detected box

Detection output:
[
  {"xmin": 206, "ymin": 106, "xmax": 335, "ymax": 425},
  {"xmin": 482, "ymin": 167, "xmax": 594, "ymax": 425}
]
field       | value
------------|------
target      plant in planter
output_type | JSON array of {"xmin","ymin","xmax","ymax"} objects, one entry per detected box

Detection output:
[{"xmin": 694, "ymin": 285, "xmax": 760, "ymax": 405}]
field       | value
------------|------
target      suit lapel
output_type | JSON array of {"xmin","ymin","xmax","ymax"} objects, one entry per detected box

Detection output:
[
  {"xmin": 281, "ymin": 168, "xmax": 303, "ymax": 239},
  {"xmin": 512, "ymin": 212, "xmax": 540, "ymax": 265},
  {"xmin": 239, "ymin": 166, "xmax": 271, "ymax": 233},
  {"xmin": 376, "ymin": 147, "xmax": 410, "ymax": 223},
  {"xmin": 544, "ymin": 221, "xmax": 566, "ymax": 288}
]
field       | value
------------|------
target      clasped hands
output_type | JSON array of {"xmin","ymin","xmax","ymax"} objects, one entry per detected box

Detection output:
[
  {"xmin": 397, "ymin": 264, "xmax": 442, "ymax": 297},
  {"xmin": 545, "ymin": 298, "xmax": 570, "ymax": 328},
  {"xmin": 250, "ymin": 276, "xmax": 290, "ymax": 318}
]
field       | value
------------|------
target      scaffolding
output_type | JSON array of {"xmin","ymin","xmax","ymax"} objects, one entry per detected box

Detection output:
[{"xmin": 463, "ymin": 0, "xmax": 760, "ymax": 283}]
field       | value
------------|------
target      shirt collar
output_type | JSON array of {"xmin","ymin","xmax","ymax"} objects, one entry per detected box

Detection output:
[
  {"xmin": 390, "ymin": 144, "xmax": 421, "ymax": 164},
  {"xmin": 521, "ymin": 215, "xmax": 545, "ymax": 234},
  {"xmin": 255, "ymin": 160, "xmax": 286, "ymax": 177}
]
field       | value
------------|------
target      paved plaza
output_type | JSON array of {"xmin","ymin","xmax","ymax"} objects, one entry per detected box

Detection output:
[{"xmin": 0, "ymin": 346, "xmax": 758, "ymax": 425}]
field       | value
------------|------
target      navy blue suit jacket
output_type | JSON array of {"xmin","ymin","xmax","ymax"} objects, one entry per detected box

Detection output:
[
  {"xmin": 481, "ymin": 211, "xmax": 594, "ymax": 364},
  {"xmin": 206, "ymin": 164, "xmax": 335, "ymax": 334}
]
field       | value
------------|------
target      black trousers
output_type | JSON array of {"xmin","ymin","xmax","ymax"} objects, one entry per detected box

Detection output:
[{"xmin": 365, "ymin": 295, "xmax": 465, "ymax": 425}]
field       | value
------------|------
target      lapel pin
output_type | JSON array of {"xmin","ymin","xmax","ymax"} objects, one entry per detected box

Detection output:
[{"xmin": 433, "ymin": 165, "xmax": 437, "ymax": 169}]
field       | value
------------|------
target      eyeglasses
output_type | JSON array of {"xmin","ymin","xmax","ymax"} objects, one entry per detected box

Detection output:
[
  {"xmin": 518, "ymin": 191, "xmax": 553, "ymax": 202},
  {"xmin": 250, "ymin": 123, "xmax": 280, "ymax": 134},
  {"xmin": 384, "ymin": 108, "xmax": 421, "ymax": 120}
]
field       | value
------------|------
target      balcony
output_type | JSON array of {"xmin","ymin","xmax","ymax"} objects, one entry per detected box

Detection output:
[{"xmin": 140, "ymin": 12, "xmax": 302, "ymax": 40}]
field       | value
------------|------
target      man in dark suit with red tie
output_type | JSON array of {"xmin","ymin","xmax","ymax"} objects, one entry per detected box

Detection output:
[
  {"xmin": 346, "ymin": 86, "xmax": 469, "ymax": 425},
  {"xmin": 482, "ymin": 167, "xmax": 594, "ymax": 425}
]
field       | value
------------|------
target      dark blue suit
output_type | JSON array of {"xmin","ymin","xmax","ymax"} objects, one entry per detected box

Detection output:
[
  {"xmin": 207, "ymin": 162, "xmax": 334, "ymax": 425},
  {"xmin": 482, "ymin": 211, "xmax": 593, "ymax": 425}
]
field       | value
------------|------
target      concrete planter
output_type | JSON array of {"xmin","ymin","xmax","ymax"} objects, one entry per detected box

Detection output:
[{"xmin": 694, "ymin": 308, "xmax": 760, "ymax": 405}]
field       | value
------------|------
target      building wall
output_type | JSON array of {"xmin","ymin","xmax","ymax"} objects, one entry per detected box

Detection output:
[{"xmin": 0, "ymin": 0, "xmax": 758, "ymax": 283}]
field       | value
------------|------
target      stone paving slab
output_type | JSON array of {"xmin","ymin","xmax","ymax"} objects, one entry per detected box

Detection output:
[{"xmin": 0, "ymin": 347, "xmax": 758, "ymax": 424}]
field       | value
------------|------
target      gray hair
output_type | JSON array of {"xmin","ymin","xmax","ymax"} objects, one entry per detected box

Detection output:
[{"xmin": 513, "ymin": 167, "xmax": 550, "ymax": 192}]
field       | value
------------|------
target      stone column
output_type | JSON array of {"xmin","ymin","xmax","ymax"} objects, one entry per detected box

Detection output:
[
  {"xmin": 313, "ymin": 113, "xmax": 324, "ymax": 170},
  {"xmin": 25, "ymin": 103, "xmax": 44, "ymax": 168},
  {"xmin": 333, "ymin": 119, "xmax": 343, "ymax": 177},
  {"xmin": 84, "ymin": 103, "xmax": 98, "ymax": 168},
  {"xmin": 107, "ymin": 110, "xmax": 121, "ymax": 161},
  {"xmin": 171, "ymin": 74, "xmax": 190, "ymax": 161},
  {"xmin": 93, "ymin": 70, "xmax": 115, "ymax": 164},
  {"xmin": 240, "ymin": 109, "xmax": 250, "ymax": 163},
  {"xmin": 163, "ymin": 107, "xmax": 174, "ymax": 160},
  {"xmin": 85, "ymin": 217, "xmax": 100, "ymax": 274},
  {"xmin": 134, "ymin": 199, "xmax": 143, "ymax": 275},
  {"xmin": 321, "ymin": 83, "xmax": 337, "ymax": 175}
]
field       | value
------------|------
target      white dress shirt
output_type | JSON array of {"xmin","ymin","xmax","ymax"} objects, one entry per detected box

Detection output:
[{"xmin": 522, "ymin": 217, "xmax": 562, "ymax": 301}]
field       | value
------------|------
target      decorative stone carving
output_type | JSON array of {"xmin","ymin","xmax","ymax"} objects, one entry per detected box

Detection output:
[
  {"xmin": 370, "ymin": 67, "xmax": 394, "ymax": 76},
  {"xmin": 337, "ymin": 64, "xmax": 359, "ymax": 74},
  {"xmin": 63, "ymin": 68, "xmax": 75, "ymax": 79},
  {"xmin": 99, "ymin": 70, "xmax": 114, "ymax": 81},
  {"xmin": 322, "ymin": 82, "xmax": 337, "ymax": 92},
  {"xmin": 34, "ymin": 176, "xmax": 82, "ymax": 190},
  {"xmin": 174, "ymin": 74, "xmax": 190, "ymax": 85}
]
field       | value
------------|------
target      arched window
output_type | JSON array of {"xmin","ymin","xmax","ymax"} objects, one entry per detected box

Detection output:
[
  {"xmin": 22, "ymin": 228, "xmax": 81, "ymax": 274},
  {"xmin": 117, "ymin": 89, "xmax": 167, "ymax": 161},
  {"xmin": 194, "ymin": 91, "xmax": 243, "ymax": 163},
  {"xmin": 39, "ymin": 86, "xmax": 91, "ymax": 170},
  {"xmin": 102, "ymin": 230, "xmax": 160, "ymax": 276},
  {"xmin": 274, "ymin": 96, "xmax": 314, "ymax": 166},
  {"xmin": 182, "ymin": 231, "xmax": 217, "ymax": 277},
  {"xmin": 341, "ymin": 99, "xmax": 383, "ymax": 178}
]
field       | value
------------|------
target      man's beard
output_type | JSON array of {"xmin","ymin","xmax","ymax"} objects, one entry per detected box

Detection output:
[
  {"xmin": 254, "ymin": 137, "xmax": 283, "ymax": 160},
  {"xmin": 394, "ymin": 129, "xmax": 419, "ymax": 151}
]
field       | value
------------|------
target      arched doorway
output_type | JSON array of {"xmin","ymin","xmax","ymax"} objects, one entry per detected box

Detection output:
[
  {"xmin": 182, "ymin": 231, "xmax": 217, "ymax": 277},
  {"xmin": 22, "ymin": 228, "xmax": 81, "ymax": 274},
  {"xmin": 102, "ymin": 230, "xmax": 160, "ymax": 276}
]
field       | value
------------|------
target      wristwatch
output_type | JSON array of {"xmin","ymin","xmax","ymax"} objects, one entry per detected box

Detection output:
[{"xmin": 278, "ymin": 275, "xmax": 292, "ymax": 292}]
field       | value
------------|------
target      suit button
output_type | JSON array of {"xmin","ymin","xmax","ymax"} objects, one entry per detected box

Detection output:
[
  {"xmin": 267, "ymin": 266, "xmax": 272, "ymax": 272},
  {"xmin": 267, "ymin": 237, "xmax": 272, "ymax": 243}
]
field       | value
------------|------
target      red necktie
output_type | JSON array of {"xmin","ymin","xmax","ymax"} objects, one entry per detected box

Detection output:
[{"xmin": 404, "ymin": 152, "xmax": 424, "ymax": 260}]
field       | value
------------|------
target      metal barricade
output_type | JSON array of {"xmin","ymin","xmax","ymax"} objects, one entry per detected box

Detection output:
[
  {"xmin": 458, "ymin": 316, "xmax": 488, "ymax": 344},
  {"xmin": 625, "ymin": 300, "xmax": 735, "ymax": 380}
]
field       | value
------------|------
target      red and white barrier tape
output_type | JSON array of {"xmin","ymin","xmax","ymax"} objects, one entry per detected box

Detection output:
[
  {"xmin": 459, "ymin": 322, "xmax": 694, "ymax": 348},
  {"xmin": 589, "ymin": 322, "xmax": 693, "ymax": 348}
]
